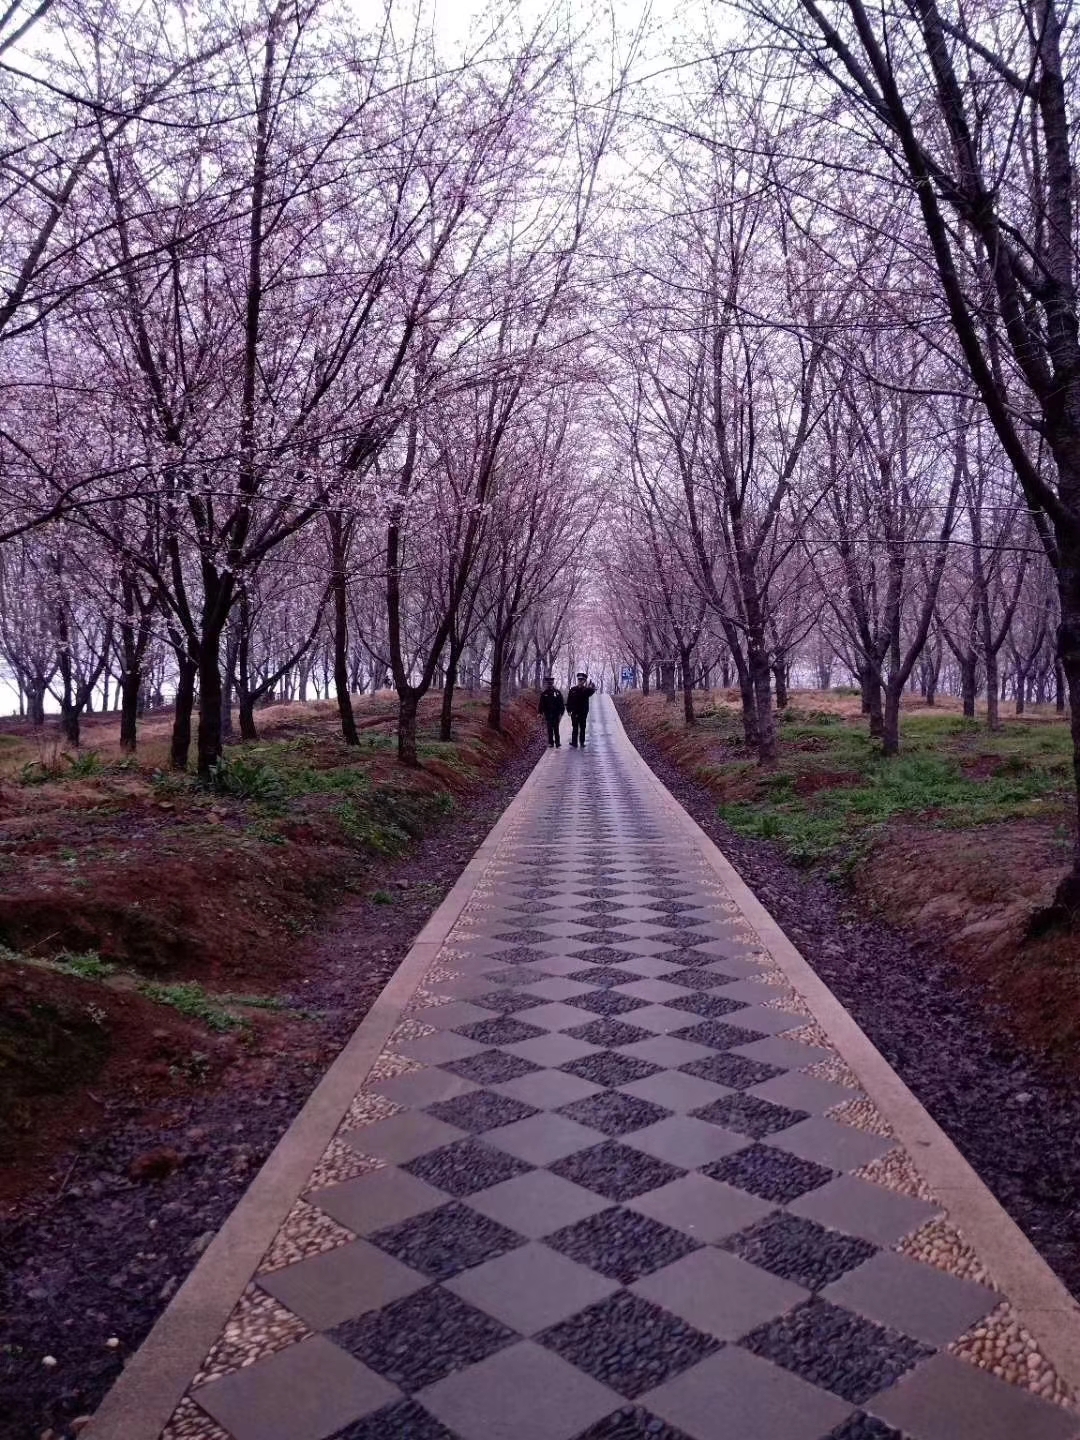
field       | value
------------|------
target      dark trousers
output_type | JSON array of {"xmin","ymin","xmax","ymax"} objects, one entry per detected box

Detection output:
[
  {"xmin": 544, "ymin": 716, "xmax": 561, "ymax": 746},
  {"xmin": 570, "ymin": 713, "xmax": 587, "ymax": 746}
]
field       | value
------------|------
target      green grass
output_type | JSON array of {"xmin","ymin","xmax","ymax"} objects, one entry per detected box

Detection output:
[
  {"xmin": 716, "ymin": 710, "xmax": 1071, "ymax": 868},
  {"xmin": 136, "ymin": 980, "xmax": 244, "ymax": 1031}
]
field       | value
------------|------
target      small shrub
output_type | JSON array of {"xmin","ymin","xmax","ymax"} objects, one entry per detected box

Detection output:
[
  {"xmin": 138, "ymin": 980, "xmax": 242, "ymax": 1031},
  {"xmin": 208, "ymin": 753, "xmax": 282, "ymax": 803},
  {"xmin": 63, "ymin": 749, "xmax": 102, "ymax": 778},
  {"xmin": 55, "ymin": 951, "xmax": 115, "ymax": 981},
  {"xmin": 371, "ymin": 889, "xmax": 394, "ymax": 905}
]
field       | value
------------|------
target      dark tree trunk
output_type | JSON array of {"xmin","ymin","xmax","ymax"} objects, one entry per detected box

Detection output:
[
  {"xmin": 487, "ymin": 625, "xmax": 509, "ymax": 732},
  {"xmin": 641, "ymin": 660, "xmax": 651, "ymax": 695},
  {"xmin": 750, "ymin": 646, "xmax": 776, "ymax": 763},
  {"xmin": 197, "ymin": 633, "xmax": 225, "ymax": 777},
  {"xmin": 658, "ymin": 660, "xmax": 676, "ymax": 692},
  {"xmin": 238, "ymin": 697, "xmax": 258, "ymax": 741},
  {"xmin": 882, "ymin": 681, "xmax": 902, "ymax": 757},
  {"xmin": 959, "ymin": 656, "xmax": 978, "ymax": 718},
  {"xmin": 773, "ymin": 663, "xmax": 789, "ymax": 711},
  {"xmin": 680, "ymin": 646, "xmax": 696, "ymax": 725},
  {"xmin": 1057, "ymin": 661, "xmax": 1067, "ymax": 715},
  {"xmin": 330, "ymin": 514, "xmax": 359, "ymax": 746},
  {"xmin": 398, "ymin": 689, "xmax": 420, "ymax": 767},
  {"xmin": 120, "ymin": 670, "xmax": 140, "ymax": 752},
  {"xmin": 171, "ymin": 656, "xmax": 197, "ymax": 770}
]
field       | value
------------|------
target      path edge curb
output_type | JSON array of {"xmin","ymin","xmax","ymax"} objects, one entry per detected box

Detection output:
[
  {"xmin": 86, "ymin": 743, "xmax": 550, "ymax": 1440},
  {"xmin": 608, "ymin": 697, "xmax": 1080, "ymax": 1400}
]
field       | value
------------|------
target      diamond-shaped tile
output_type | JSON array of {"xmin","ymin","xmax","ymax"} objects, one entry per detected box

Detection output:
[
  {"xmin": 418, "ymin": 1340, "xmax": 616, "ymax": 1440},
  {"xmin": 402, "ymin": 1137, "xmax": 532, "ymax": 1197},
  {"xmin": 486, "ymin": 1111, "xmax": 605, "ymax": 1165},
  {"xmin": 821, "ymin": 1250, "xmax": 996, "ymax": 1346},
  {"xmin": 312, "ymin": 1168, "xmax": 446, "ymax": 1236},
  {"xmin": 566, "ymin": 990, "xmax": 651, "ymax": 1017},
  {"xmin": 456, "ymin": 1016, "xmax": 548, "ymax": 1045},
  {"xmin": 551, "ymin": 1140, "xmax": 684, "ymax": 1201},
  {"xmin": 425, "ymin": 1090, "xmax": 539, "ymax": 1134},
  {"xmin": 693, "ymin": 1094, "xmax": 808, "ymax": 1140},
  {"xmin": 369, "ymin": 1200, "xmax": 525, "ymax": 1281},
  {"xmin": 703, "ymin": 1144, "xmax": 835, "ymax": 1204},
  {"xmin": 741, "ymin": 1297, "xmax": 932, "ymax": 1404},
  {"xmin": 447, "ymin": 1242, "xmax": 617, "ymax": 1333},
  {"xmin": 571, "ymin": 1407, "xmax": 694, "ymax": 1439},
  {"xmin": 332, "ymin": 1284, "xmax": 516, "ymax": 1392},
  {"xmin": 641, "ymin": 1346, "xmax": 851, "ymax": 1440},
  {"xmin": 820, "ymin": 1416, "xmax": 906, "ymax": 1440},
  {"xmin": 567, "ymin": 1018, "xmax": 656, "ymax": 1048},
  {"xmin": 538, "ymin": 1290, "xmax": 719, "ymax": 1399},
  {"xmin": 625, "ymin": 1116, "xmax": 748, "ymax": 1168},
  {"xmin": 442, "ymin": 1050, "xmax": 541, "ymax": 1085},
  {"xmin": 721, "ymin": 1212, "xmax": 877, "ymax": 1291},
  {"xmin": 560, "ymin": 1051, "xmax": 663, "ymax": 1087},
  {"xmin": 868, "ymin": 1351, "xmax": 1080, "ymax": 1440},
  {"xmin": 671, "ymin": 1020, "xmax": 767, "ymax": 1050},
  {"xmin": 471, "ymin": 990, "xmax": 549, "ymax": 1014},
  {"xmin": 257, "ymin": 1240, "xmax": 425, "ymax": 1329},
  {"xmin": 558, "ymin": 1092, "xmax": 673, "ymax": 1137},
  {"xmin": 680, "ymin": 1054, "xmax": 784, "ymax": 1090},
  {"xmin": 545, "ymin": 1205, "xmax": 700, "ymax": 1283},
  {"xmin": 328, "ymin": 1397, "xmax": 460, "ymax": 1438},
  {"xmin": 632, "ymin": 1247, "xmax": 807, "ymax": 1340},
  {"xmin": 192, "ymin": 1336, "xmax": 397, "ymax": 1440},
  {"xmin": 342, "ymin": 1111, "xmax": 465, "ymax": 1164},
  {"xmin": 467, "ymin": 1168, "xmax": 611, "ymax": 1238}
]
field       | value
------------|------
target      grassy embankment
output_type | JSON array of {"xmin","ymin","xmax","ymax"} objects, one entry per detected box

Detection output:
[
  {"xmin": 621, "ymin": 689, "xmax": 1080, "ymax": 1056},
  {"xmin": 0, "ymin": 692, "xmax": 535, "ymax": 1192}
]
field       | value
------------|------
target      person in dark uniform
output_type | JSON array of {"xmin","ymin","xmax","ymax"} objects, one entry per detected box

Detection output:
[
  {"xmin": 566, "ymin": 672, "xmax": 596, "ymax": 747},
  {"xmin": 537, "ymin": 676, "xmax": 565, "ymax": 747}
]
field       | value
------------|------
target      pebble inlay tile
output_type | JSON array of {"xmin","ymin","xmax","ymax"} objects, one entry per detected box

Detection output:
[
  {"xmin": 441, "ymin": 1049, "xmax": 541, "ymax": 1085},
  {"xmin": 566, "ymin": 990, "xmax": 650, "ymax": 1016},
  {"xmin": 855, "ymin": 1148, "xmax": 936, "ymax": 1203},
  {"xmin": 551, "ymin": 1140, "xmax": 685, "ymax": 1201},
  {"xmin": 561, "ymin": 1051, "xmax": 664, "ymax": 1087},
  {"xmin": 823, "ymin": 1411, "xmax": 907, "ymax": 1439},
  {"xmin": 332, "ymin": 1284, "xmax": 516, "ymax": 1392},
  {"xmin": 546, "ymin": 1205, "xmax": 701, "ymax": 1283},
  {"xmin": 895, "ymin": 1217, "xmax": 993, "ymax": 1286},
  {"xmin": 258, "ymin": 1199, "xmax": 357, "ymax": 1274},
  {"xmin": 161, "ymin": 1397, "xmax": 232, "ymax": 1440},
  {"xmin": 827, "ymin": 1097, "xmax": 894, "ymax": 1138},
  {"xmin": 455, "ymin": 1016, "xmax": 546, "ymax": 1045},
  {"xmin": 806, "ymin": 1055, "xmax": 864, "ymax": 1091},
  {"xmin": 572, "ymin": 1405, "xmax": 694, "ymax": 1439},
  {"xmin": 194, "ymin": 1284, "xmax": 309, "ymax": 1386},
  {"xmin": 702, "ymin": 1143, "xmax": 835, "ymax": 1203},
  {"xmin": 557, "ymin": 1092, "xmax": 673, "ymax": 1137},
  {"xmin": 425, "ymin": 1090, "xmax": 539, "ymax": 1133},
  {"xmin": 327, "ymin": 1397, "xmax": 460, "ymax": 1438},
  {"xmin": 306, "ymin": 1138, "xmax": 384, "ymax": 1193},
  {"xmin": 566, "ymin": 1018, "xmax": 656, "ymax": 1048},
  {"xmin": 741, "ymin": 1297, "xmax": 932, "ymax": 1403},
  {"xmin": 948, "ymin": 1299, "xmax": 1076, "ymax": 1407},
  {"xmin": 671, "ymin": 1020, "xmax": 767, "ymax": 1049},
  {"xmin": 679, "ymin": 1052, "xmax": 784, "ymax": 1090},
  {"xmin": 693, "ymin": 1093, "xmax": 809, "ymax": 1139},
  {"xmin": 402, "ymin": 1137, "xmax": 533, "ymax": 1196},
  {"xmin": 721, "ymin": 1211, "xmax": 878, "ymax": 1290},
  {"xmin": 538, "ymin": 1289, "xmax": 719, "ymax": 1398},
  {"xmin": 369, "ymin": 1201, "xmax": 525, "ymax": 1280},
  {"xmin": 344, "ymin": 1092, "xmax": 403, "ymax": 1128}
]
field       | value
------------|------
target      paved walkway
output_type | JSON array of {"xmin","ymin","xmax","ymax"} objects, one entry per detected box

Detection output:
[{"xmin": 99, "ymin": 700, "xmax": 1080, "ymax": 1440}]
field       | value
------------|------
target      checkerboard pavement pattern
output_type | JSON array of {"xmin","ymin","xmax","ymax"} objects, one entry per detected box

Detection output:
[{"xmin": 161, "ymin": 701, "xmax": 1080, "ymax": 1440}]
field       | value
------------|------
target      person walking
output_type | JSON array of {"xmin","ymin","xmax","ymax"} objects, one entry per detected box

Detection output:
[
  {"xmin": 566, "ymin": 672, "xmax": 596, "ymax": 748},
  {"xmin": 537, "ymin": 676, "xmax": 565, "ymax": 748}
]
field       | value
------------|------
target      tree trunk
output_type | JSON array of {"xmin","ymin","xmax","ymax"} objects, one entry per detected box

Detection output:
[
  {"xmin": 960, "ymin": 657, "xmax": 978, "ymax": 718},
  {"xmin": 398, "ymin": 689, "xmax": 420, "ymax": 767},
  {"xmin": 751, "ymin": 648, "xmax": 776, "ymax": 764},
  {"xmin": 881, "ymin": 680, "xmax": 904, "ymax": 757},
  {"xmin": 330, "ymin": 516, "xmax": 359, "ymax": 746},
  {"xmin": 238, "ymin": 697, "xmax": 258, "ymax": 741},
  {"xmin": 680, "ymin": 646, "xmax": 696, "ymax": 725},
  {"xmin": 773, "ymin": 663, "xmax": 789, "ymax": 711},
  {"xmin": 171, "ymin": 656, "xmax": 197, "ymax": 770},
  {"xmin": 488, "ymin": 631, "xmax": 506, "ymax": 732},
  {"xmin": 1057, "ymin": 661, "xmax": 1067, "ymax": 715},
  {"xmin": 641, "ymin": 660, "xmax": 651, "ymax": 695},
  {"xmin": 120, "ymin": 669, "xmax": 140, "ymax": 752},
  {"xmin": 197, "ymin": 635, "xmax": 225, "ymax": 777},
  {"xmin": 985, "ymin": 648, "xmax": 1001, "ymax": 731},
  {"xmin": 658, "ymin": 660, "xmax": 676, "ymax": 692}
]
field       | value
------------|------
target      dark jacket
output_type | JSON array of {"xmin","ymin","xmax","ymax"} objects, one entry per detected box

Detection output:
[
  {"xmin": 538, "ymin": 686, "xmax": 565, "ymax": 720},
  {"xmin": 566, "ymin": 682, "xmax": 595, "ymax": 716}
]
